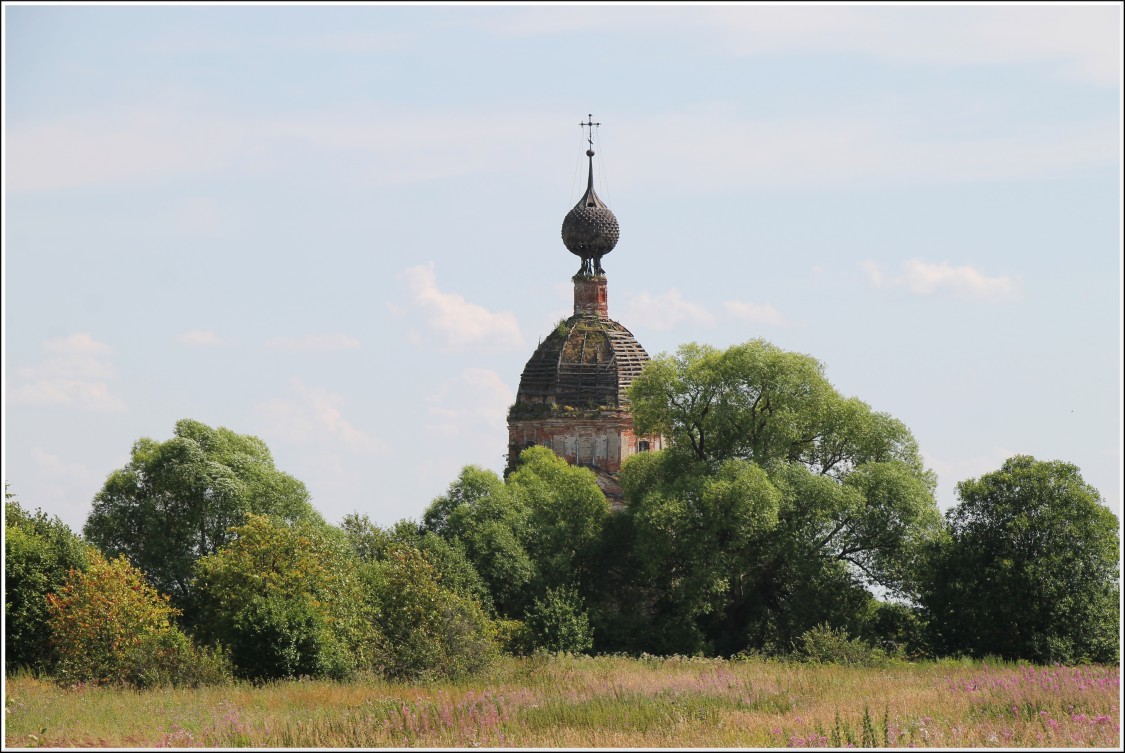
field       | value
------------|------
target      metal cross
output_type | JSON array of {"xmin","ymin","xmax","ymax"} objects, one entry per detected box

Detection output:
[{"xmin": 579, "ymin": 114, "xmax": 600, "ymax": 149}]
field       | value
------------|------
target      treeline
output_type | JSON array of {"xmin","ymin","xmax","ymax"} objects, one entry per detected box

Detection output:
[{"xmin": 4, "ymin": 340, "xmax": 1119, "ymax": 688}]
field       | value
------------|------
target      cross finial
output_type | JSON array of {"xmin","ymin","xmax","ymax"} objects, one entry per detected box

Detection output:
[{"xmin": 579, "ymin": 114, "xmax": 600, "ymax": 150}]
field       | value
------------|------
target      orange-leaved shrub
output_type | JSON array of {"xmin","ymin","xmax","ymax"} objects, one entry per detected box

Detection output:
[{"xmin": 46, "ymin": 550, "xmax": 230, "ymax": 688}]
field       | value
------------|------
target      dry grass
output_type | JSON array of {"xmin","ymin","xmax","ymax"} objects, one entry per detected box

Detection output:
[{"xmin": 3, "ymin": 654, "xmax": 1120, "ymax": 748}]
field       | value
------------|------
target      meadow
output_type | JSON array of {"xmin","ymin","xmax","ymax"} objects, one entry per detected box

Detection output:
[{"xmin": 3, "ymin": 654, "xmax": 1120, "ymax": 749}]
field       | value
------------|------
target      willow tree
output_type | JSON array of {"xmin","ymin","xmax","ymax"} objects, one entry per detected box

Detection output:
[
  {"xmin": 623, "ymin": 339, "xmax": 942, "ymax": 654},
  {"xmin": 84, "ymin": 419, "xmax": 321, "ymax": 604}
]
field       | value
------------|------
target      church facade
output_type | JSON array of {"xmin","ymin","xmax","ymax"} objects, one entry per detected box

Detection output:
[{"xmin": 507, "ymin": 124, "xmax": 663, "ymax": 506}]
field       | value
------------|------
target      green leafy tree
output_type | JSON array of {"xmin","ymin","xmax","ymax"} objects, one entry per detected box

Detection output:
[
  {"xmin": 192, "ymin": 515, "xmax": 378, "ymax": 681},
  {"xmin": 422, "ymin": 465, "xmax": 536, "ymax": 616},
  {"xmin": 629, "ymin": 340, "xmax": 925, "ymax": 476},
  {"xmin": 623, "ymin": 453, "xmax": 781, "ymax": 653},
  {"xmin": 622, "ymin": 340, "xmax": 942, "ymax": 655},
  {"xmin": 360, "ymin": 544, "xmax": 498, "ymax": 680},
  {"xmin": 423, "ymin": 450, "xmax": 616, "ymax": 624},
  {"xmin": 46, "ymin": 550, "xmax": 229, "ymax": 688},
  {"xmin": 342, "ymin": 513, "xmax": 495, "ymax": 615},
  {"xmin": 922, "ymin": 456, "xmax": 1120, "ymax": 664},
  {"xmin": 508, "ymin": 446, "xmax": 610, "ymax": 593},
  {"xmin": 84, "ymin": 419, "xmax": 321, "ymax": 604},
  {"xmin": 4, "ymin": 492, "xmax": 89, "ymax": 673}
]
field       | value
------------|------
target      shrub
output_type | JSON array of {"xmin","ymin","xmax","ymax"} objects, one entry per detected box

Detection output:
[
  {"xmin": 523, "ymin": 585, "xmax": 594, "ymax": 654},
  {"xmin": 492, "ymin": 618, "xmax": 531, "ymax": 655},
  {"xmin": 46, "ymin": 551, "xmax": 229, "ymax": 688},
  {"xmin": 4, "ymin": 494, "xmax": 89, "ymax": 673},
  {"xmin": 362, "ymin": 544, "xmax": 498, "ymax": 680},
  {"xmin": 795, "ymin": 623, "xmax": 888, "ymax": 666},
  {"xmin": 192, "ymin": 515, "xmax": 379, "ymax": 681}
]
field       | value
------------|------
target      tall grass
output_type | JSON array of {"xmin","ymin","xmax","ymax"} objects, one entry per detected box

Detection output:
[{"xmin": 4, "ymin": 655, "xmax": 1119, "ymax": 748}]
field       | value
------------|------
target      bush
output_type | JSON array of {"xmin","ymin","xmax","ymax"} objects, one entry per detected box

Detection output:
[
  {"xmin": 362, "ymin": 544, "xmax": 498, "ymax": 680},
  {"xmin": 46, "ymin": 551, "xmax": 229, "ymax": 688},
  {"xmin": 492, "ymin": 618, "xmax": 531, "ymax": 655},
  {"xmin": 192, "ymin": 516, "xmax": 379, "ymax": 681},
  {"xmin": 4, "ymin": 494, "xmax": 89, "ymax": 673},
  {"xmin": 523, "ymin": 585, "xmax": 594, "ymax": 654},
  {"xmin": 795, "ymin": 623, "xmax": 888, "ymax": 666}
]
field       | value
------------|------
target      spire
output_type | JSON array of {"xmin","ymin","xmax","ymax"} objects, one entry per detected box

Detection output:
[
  {"xmin": 580, "ymin": 114, "xmax": 600, "ymax": 199},
  {"xmin": 562, "ymin": 114, "xmax": 620, "ymax": 277}
]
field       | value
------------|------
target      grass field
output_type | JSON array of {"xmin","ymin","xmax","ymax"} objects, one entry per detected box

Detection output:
[{"xmin": 3, "ymin": 654, "xmax": 1120, "ymax": 748}]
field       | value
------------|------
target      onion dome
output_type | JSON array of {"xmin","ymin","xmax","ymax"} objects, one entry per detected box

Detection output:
[{"xmin": 561, "ymin": 149, "xmax": 620, "ymax": 260}]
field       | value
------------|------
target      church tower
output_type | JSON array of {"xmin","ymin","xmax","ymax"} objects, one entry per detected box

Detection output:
[{"xmin": 507, "ymin": 118, "xmax": 663, "ymax": 506}]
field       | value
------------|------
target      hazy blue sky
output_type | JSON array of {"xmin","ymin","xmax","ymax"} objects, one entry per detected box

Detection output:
[{"xmin": 3, "ymin": 2, "xmax": 1122, "ymax": 535}]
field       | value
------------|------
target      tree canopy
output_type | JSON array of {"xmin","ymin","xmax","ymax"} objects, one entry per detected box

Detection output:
[
  {"xmin": 83, "ymin": 419, "xmax": 321, "ymax": 603},
  {"xmin": 419, "ymin": 447, "xmax": 611, "ymax": 645},
  {"xmin": 629, "ymin": 340, "xmax": 925, "ymax": 478},
  {"xmin": 921, "ymin": 455, "xmax": 1120, "ymax": 664},
  {"xmin": 619, "ymin": 339, "xmax": 944, "ymax": 654}
]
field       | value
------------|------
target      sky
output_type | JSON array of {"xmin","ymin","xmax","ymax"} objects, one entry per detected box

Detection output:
[{"xmin": 3, "ymin": 2, "xmax": 1122, "ymax": 537}]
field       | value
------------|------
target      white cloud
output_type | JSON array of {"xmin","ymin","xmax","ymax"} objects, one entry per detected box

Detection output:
[
  {"xmin": 253, "ymin": 380, "xmax": 390, "ymax": 521},
  {"xmin": 624, "ymin": 290, "xmax": 717, "ymax": 332},
  {"xmin": 608, "ymin": 110, "xmax": 1117, "ymax": 194},
  {"xmin": 24, "ymin": 448, "xmax": 108, "ymax": 524},
  {"xmin": 256, "ymin": 378, "xmax": 386, "ymax": 457},
  {"xmin": 722, "ymin": 301, "xmax": 788, "ymax": 327},
  {"xmin": 418, "ymin": 369, "xmax": 515, "ymax": 491},
  {"xmin": 6, "ymin": 108, "xmax": 254, "ymax": 193},
  {"xmin": 7, "ymin": 94, "xmax": 1115, "ymax": 197},
  {"xmin": 41, "ymin": 333, "xmax": 112, "ymax": 356},
  {"xmin": 397, "ymin": 263, "xmax": 523, "ymax": 352},
  {"xmin": 625, "ymin": 290, "xmax": 789, "ymax": 331},
  {"xmin": 479, "ymin": 5, "xmax": 1120, "ymax": 86},
  {"xmin": 176, "ymin": 330, "xmax": 224, "ymax": 347},
  {"xmin": 264, "ymin": 334, "xmax": 362, "ymax": 352},
  {"xmin": 9, "ymin": 333, "xmax": 126, "ymax": 411},
  {"xmin": 426, "ymin": 368, "xmax": 515, "ymax": 440},
  {"xmin": 4, "ymin": 8, "xmax": 1115, "ymax": 200},
  {"xmin": 861, "ymin": 260, "xmax": 886, "ymax": 288},
  {"xmin": 864, "ymin": 259, "xmax": 1021, "ymax": 302}
]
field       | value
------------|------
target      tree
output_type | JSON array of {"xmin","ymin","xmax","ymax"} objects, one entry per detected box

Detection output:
[
  {"xmin": 4, "ymin": 491, "xmax": 89, "ymax": 673},
  {"xmin": 422, "ymin": 465, "xmax": 537, "ymax": 616},
  {"xmin": 507, "ymin": 446, "xmax": 610, "ymax": 593},
  {"xmin": 621, "ymin": 339, "xmax": 943, "ymax": 655},
  {"xmin": 46, "ymin": 550, "xmax": 229, "ymax": 688},
  {"xmin": 342, "ymin": 512, "xmax": 496, "ymax": 616},
  {"xmin": 922, "ymin": 456, "xmax": 1120, "ymax": 664},
  {"xmin": 423, "ymin": 450, "xmax": 614, "ymax": 627},
  {"xmin": 630, "ymin": 340, "xmax": 925, "ymax": 476},
  {"xmin": 623, "ymin": 453, "xmax": 781, "ymax": 653},
  {"xmin": 84, "ymin": 419, "xmax": 321, "ymax": 604},
  {"xmin": 360, "ymin": 544, "xmax": 498, "ymax": 680},
  {"xmin": 191, "ymin": 515, "xmax": 378, "ymax": 681}
]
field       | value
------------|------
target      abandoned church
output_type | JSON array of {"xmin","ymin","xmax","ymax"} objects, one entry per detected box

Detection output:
[{"xmin": 507, "ymin": 120, "xmax": 663, "ymax": 507}]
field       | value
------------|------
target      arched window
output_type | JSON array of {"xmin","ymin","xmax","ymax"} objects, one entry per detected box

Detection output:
[{"xmin": 639, "ymin": 440, "xmax": 650, "ymax": 452}]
